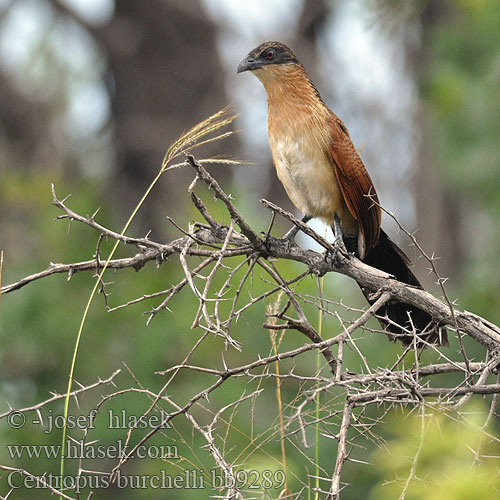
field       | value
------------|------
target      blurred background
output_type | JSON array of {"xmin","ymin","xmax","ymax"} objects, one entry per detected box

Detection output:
[{"xmin": 1, "ymin": 0, "xmax": 499, "ymax": 498}]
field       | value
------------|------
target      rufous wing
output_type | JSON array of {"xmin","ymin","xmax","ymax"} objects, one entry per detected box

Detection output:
[{"xmin": 326, "ymin": 114, "xmax": 381, "ymax": 258}]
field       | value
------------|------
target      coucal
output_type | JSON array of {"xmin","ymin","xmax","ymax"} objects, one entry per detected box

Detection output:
[{"xmin": 237, "ymin": 41, "xmax": 446, "ymax": 346}]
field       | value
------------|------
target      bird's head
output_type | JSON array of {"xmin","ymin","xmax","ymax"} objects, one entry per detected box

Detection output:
[
  {"xmin": 237, "ymin": 41, "xmax": 323, "ymax": 105},
  {"xmin": 237, "ymin": 41, "xmax": 299, "ymax": 80}
]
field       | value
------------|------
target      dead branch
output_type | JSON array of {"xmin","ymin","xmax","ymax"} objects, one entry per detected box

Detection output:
[
  {"xmin": 0, "ymin": 370, "xmax": 121, "ymax": 421},
  {"xmin": 3, "ymin": 154, "xmax": 500, "ymax": 500},
  {"xmin": 4, "ymin": 170, "xmax": 499, "ymax": 353}
]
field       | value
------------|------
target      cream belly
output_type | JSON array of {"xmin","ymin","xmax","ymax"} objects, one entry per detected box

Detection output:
[{"xmin": 271, "ymin": 136, "xmax": 355, "ymax": 232}]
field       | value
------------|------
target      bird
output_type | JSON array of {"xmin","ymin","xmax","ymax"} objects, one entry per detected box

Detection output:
[{"xmin": 237, "ymin": 41, "xmax": 447, "ymax": 346}]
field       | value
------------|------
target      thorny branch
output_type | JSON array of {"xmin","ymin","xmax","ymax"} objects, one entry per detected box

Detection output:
[
  {"xmin": 0, "ymin": 370, "xmax": 121, "ymax": 421},
  {"xmin": 2, "ymin": 154, "xmax": 500, "ymax": 499}
]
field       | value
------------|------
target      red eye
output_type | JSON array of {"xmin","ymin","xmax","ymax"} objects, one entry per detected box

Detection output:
[{"xmin": 265, "ymin": 49, "xmax": 275, "ymax": 60}]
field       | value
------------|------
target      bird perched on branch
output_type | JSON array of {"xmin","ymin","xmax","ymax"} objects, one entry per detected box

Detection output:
[{"xmin": 237, "ymin": 41, "xmax": 446, "ymax": 346}]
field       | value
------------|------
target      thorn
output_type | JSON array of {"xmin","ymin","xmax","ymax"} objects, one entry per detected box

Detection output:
[{"xmin": 74, "ymin": 379, "xmax": 85, "ymax": 390}]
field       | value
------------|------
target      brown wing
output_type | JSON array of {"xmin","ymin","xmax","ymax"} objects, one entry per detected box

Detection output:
[{"xmin": 326, "ymin": 114, "xmax": 381, "ymax": 256}]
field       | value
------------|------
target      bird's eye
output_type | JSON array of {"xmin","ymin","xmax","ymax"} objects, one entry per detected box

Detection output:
[{"xmin": 264, "ymin": 49, "xmax": 275, "ymax": 60}]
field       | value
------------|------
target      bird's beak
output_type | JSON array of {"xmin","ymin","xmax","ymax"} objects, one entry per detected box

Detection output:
[{"xmin": 237, "ymin": 55, "xmax": 260, "ymax": 74}]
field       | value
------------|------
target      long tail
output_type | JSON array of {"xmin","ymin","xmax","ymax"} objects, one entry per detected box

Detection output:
[{"xmin": 358, "ymin": 229, "xmax": 447, "ymax": 346}]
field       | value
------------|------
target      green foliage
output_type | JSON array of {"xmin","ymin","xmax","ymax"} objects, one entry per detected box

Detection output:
[
  {"xmin": 370, "ymin": 404, "xmax": 500, "ymax": 500},
  {"xmin": 422, "ymin": 0, "xmax": 500, "ymax": 322},
  {"xmin": 425, "ymin": 1, "xmax": 500, "ymax": 199},
  {"xmin": 0, "ymin": 163, "xmax": 342, "ymax": 498},
  {"xmin": 2, "ymin": 3, "xmax": 500, "ymax": 496}
]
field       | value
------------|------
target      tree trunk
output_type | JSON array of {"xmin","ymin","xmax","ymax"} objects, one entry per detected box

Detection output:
[
  {"xmin": 97, "ymin": 0, "xmax": 233, "ymax": 234},
  {"xmin": 412, "ymin": 1, "xmax": 464, "ymax": 283}
]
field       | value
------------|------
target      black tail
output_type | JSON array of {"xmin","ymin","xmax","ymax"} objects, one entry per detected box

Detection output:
[{"xmin": 355, "ymin": 230, "xmax": 447, "ymax": 346}]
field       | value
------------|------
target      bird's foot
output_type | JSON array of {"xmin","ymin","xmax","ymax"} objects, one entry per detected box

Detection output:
[
  {"xmin": 324, "ymin": 213, "xmax": 349, "ymax": 265},
  {"xmin": 278, "ymin": 224, "xmax": 301, "ymax": 252},
  {"xmin": 283, "ymin": 225, "xmax": 300, "ymax": 241},
  {"xmin": 324, "ymin": 235, "xmax": 348, "ymax": 266},
  {"xmin": 259, "ymin": 230, "xmax": 297, "ymax": 253},
  {"xmin": 280, "ymin": 234, "xmax": 295, "ymax": 253},
  {"xmin": 281, "ymin": 215, "xmax": 311, "ymax": 250}
]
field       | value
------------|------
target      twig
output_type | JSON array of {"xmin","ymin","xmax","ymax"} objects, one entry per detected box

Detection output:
[
  {"xmin": 187, "ymin": 154, "xmax": 266, "ymax": 253},
  {"xmin": 51, "ymin": 185, "xmax": 164, "ymax": 251},
  {"xmin": 4, "ymin": 152, "xmax": 500, "ymax": 500},
  {"xmin": 0, "ymin": 370, "xmax": 120, "ymax": 420},
  {"xmin": 328, "ymin": 400, "xmax": 353, "ymax": 499},
  {"xmin": 0, "ymin": 465, "xmax": 77, "ymax": 500}
]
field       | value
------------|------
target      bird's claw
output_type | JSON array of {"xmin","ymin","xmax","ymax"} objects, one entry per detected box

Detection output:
[
  {"xmin": 280, "ymin": 235, "xmax": 295, "ymax": 253},
  {"xmin": 324, "ymin": 235, "xmax": 348, "ymax": 265},
  {"xmin": 279, "ymin": 225, "xmax": 301, "ymax": 253}
]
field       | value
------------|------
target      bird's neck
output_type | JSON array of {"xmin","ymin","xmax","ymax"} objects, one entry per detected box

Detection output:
[{"xmin": 256, "ymin": 64, "xmax": 330, "ymax": 142}]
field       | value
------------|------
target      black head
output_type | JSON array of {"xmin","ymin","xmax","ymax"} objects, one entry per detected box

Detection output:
[{"xmin": 237, "ymin": 41, "xmax": 299, "ymax": 74}]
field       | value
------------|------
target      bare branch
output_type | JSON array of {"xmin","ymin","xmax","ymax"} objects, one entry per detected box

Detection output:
[
  {"xmin": 4, "ymin": 153, "xmax": 500, "ymax": 500},
  {"xmin": 0, "ymin": 370, "xmax": 121, "ymax": 420}
]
